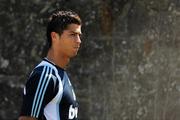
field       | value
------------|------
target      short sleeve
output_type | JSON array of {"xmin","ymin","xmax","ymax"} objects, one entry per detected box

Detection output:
[{"xmin": 20, "ymin": 66, "xmax": 57, "ymax": 119}]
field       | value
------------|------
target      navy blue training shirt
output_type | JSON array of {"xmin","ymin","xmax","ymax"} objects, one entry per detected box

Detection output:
[{"xmin": 20, "ymin": 58, "xmax": 78, "ymax": 120}]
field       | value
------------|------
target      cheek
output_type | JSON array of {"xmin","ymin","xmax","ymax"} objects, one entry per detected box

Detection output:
[
  {"xmin": 64, "ymin": 39, "xmax": 74, "ymax": 46},
  {"xmin": 61, "ymin": 41, "xmax": 72, "ymax": 51}
]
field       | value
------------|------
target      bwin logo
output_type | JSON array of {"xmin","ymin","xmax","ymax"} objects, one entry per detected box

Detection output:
[{"xmin": 68, "ymin": 105, "xmax": 78, "ymax": 119}]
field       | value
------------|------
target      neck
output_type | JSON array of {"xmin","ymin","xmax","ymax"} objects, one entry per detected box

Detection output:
[{"xmin": 46, "ymin": 48, "xmax": 70, "ymax": 69}]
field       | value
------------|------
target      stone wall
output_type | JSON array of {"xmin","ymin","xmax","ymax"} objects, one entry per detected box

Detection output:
[{"xmin": 0, "ymin": 0, "xmax": 180, "ymax": 120}]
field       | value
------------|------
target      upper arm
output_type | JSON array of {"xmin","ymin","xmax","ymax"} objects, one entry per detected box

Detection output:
[{"xmin": 19, "ymin": 66, "xmax": 57, "ymax": 119}]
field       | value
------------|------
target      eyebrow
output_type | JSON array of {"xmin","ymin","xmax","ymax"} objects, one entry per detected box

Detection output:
[{"xmin": 69, "ymin": 30, "xmax": 82, "ymax": 35}]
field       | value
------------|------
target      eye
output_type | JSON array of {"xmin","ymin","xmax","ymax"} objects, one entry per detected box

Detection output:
[
  {"xmin": 70, "ymin": 33, "xmax": 77, "ymax": 36},
  {"xmin": 69, "ymin": 32, "xmax": 82, "ymax": 38}
]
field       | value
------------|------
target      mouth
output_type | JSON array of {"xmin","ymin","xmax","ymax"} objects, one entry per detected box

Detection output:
[{"xmin": 74, "ymin": 46, "xmax": 80, "ymax": 50}]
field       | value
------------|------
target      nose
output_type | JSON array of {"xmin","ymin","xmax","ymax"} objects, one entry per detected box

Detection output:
[{"xmin": 76, "ymin": 35, "xmax": 81, "ymax": 44}]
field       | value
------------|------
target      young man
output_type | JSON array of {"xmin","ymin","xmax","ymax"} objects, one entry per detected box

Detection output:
[{"xmin": 18, "ymin": 10, "xmax": 82, "ymax": 120}]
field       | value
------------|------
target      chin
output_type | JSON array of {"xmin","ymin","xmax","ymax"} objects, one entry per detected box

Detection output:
[{"xmin": 69, "ymin": 53, "xmax": 78, "ymax": 58}]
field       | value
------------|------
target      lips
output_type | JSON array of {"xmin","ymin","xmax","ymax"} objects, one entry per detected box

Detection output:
[
  {"xmin": 74, "ymin": 46, "xmax": 80, "ymax": 49},
  {"xmin": 73, "ymin": 46, "xmax": 80, "ymax": 51}
]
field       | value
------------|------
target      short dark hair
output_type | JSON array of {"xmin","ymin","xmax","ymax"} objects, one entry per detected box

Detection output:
[{"xmin": 46, "ymin": 10, "xmax": 82, "ymax": 49}]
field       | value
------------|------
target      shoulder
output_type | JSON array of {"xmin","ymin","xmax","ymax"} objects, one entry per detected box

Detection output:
[
  {"xmin": 31, "ymin": 61, "xmax": 57, "ymax": 76},
  {"xmin": 35, "ymin": 60, "xmax": 58, "ymax": 73},
  {"xmin": 27, "ymin": 60, "xmax": 65, "ymax": 85},
  {"xmin": 26, "ymin": 63, "xmax": 58, "ymax": 91}
]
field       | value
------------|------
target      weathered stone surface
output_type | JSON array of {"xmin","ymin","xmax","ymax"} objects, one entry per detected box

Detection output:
[{"xmin": 0, "ymin": 0, "xmax": 180, "ymax": 120}]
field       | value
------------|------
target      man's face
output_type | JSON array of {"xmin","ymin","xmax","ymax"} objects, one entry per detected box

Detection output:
[{"xmin": 54, "ymin": 24, "xmax": 82, "ymax": 58}]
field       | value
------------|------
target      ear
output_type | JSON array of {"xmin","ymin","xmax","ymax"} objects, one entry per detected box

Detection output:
[{"xmin": 51, "ymin": 32, "xmax": 59, "ymax": 42}]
